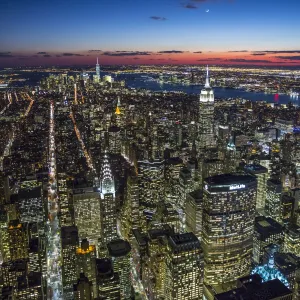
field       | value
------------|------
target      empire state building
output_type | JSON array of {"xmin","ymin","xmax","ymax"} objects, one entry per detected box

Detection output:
[{"xmin": 198, "ymin": 66, "xmax": 215, "ymax": 151}]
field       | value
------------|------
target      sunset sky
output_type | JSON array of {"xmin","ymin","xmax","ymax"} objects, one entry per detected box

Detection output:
[{"xmin": 1, "ymin": 0, "xmax": 300, "ymax": 67}]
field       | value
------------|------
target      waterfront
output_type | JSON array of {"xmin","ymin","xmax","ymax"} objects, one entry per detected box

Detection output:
[
  {"xmin": 115, "ymin": 73, "xmax": 298, "ymax": 105},
  {"xmin": 2, "ymin": 71, "xmax": 299, "ymax": 105}
]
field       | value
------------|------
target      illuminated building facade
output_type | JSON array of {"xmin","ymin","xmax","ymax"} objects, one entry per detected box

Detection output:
[
  {"xmin": 270, "ymin": 140, "xmax": 281, "ymax": 180},
  {"xmin": 253, "ymin": 216, "xmax": 284, "ymax": 265},
  {"xmin": 74, "ymin": 83, "xmax": 78, "ymax": 105},
  {"xmin": 73, "ymin": 188, "xmax": 101, "ymax": 246},
  {"xmin": 244, "ymin": 164, "xmax": 269, "ymax": 211},
  {"xmin": 138, "ymin": 159, "xmax": 164, "ymax": 227},
  {"xmin": 18, "ymin": 186, "xmax": 45, "ymax": 224},
  {"xmin": 107, "ymin": 239, "xmax": 132, "ymax": 299},
  {"xmin": 57, "ymin": 173, "xmax": 73, "ymax": 226},
  {"xmin": 144, "ymin": 227, "xmax": 172, "ymax": 299},
  {"xmin": 76, "ymin": 239, "xmax": 97, "ymax": 297},
  {"xmin": 202, "ymin": 159, "xmax": 224, "ymax": 179},
  {"xmin": 115, "ymin": 97, "xmax": 123, "ymax": 128},
  {"xmin": 8, "ymin": 220, "xmax": 28, "ymax": 261},
  {"xmin": 61, "ymin": 226, "xmax": 79, "ymax": 299},
  {"xmin": 108, "ymin": 126, "xmax": 121, "ymax": 154},
  {"xmin": 96, "ymin": 258, "xmax": 121, "ymax": 299},
  {"xmin": 202, "ymin": 174, "xmax": 257, "ymax": 289},
  {"xmin": 178, "ymin": 167, "xmax": 193, "ymax": 209},
  {"xmin": 284, "ymin": 225, "xmax": 300, "ymax": 256},
  {"xmin": 14, "ymin": 273, "xmax": 44, "ymax": 299},
  {"xmin": 121, "ymin": 173, "xmax": 140, "ymax": 239},
  {"xmin": 280, "ymin": 194, "xmax": 295, "ymax": 223},
  {"xmin": 28, "ymin": 237, "xmax": 47, "ymax": 276},
  {"xmin": 198, "ymin": 66, "xmax": 215, "ymax": 150},
  {"xmin": 177, "ymin": 167, "xmax": 194, "ymax": 231},
  {"xmin": 99, "ymin": 154, "xmax": 118, "ymax": 247},
  {"xmin": 186, "ymin": 158, "xmax": 201, "ymax": 191},
  {"xmin": 185, "ymin": 189, "xmax": 203, "ymax": 241},
  {"xmin": 0, "ymin": 210, "xmax": 10, "ymax": 262},
  {"xmin": 164, "ymin": 232, "xmax": 204, "ymax": 300},
  {"xmin": 0, "ymin": 259, "xmax": 27, "ymax": 288},
  {"xmin": 265, "ymin": 179, "xmax": 282, "ymax": 222},
  {"xmin": 157, "ymin": 202, "xmax": 181, "ymax": 233},
  {"xmin": 165, "ymin": 157, "xmax": 184, "ymax": 206}
]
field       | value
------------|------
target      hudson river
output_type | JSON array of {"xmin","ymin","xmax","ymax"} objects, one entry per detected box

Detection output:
[{"xmin": 7, "ymin": 71, "xmax": 299, "ymax": 105}]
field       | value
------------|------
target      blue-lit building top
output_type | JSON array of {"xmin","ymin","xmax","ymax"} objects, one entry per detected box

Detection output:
[{"xmin": 251, "ymin": 255, "xmax": 289, "ymax": 288}]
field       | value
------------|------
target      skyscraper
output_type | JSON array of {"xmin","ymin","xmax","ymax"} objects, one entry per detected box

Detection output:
[
  {"xmin": 8, "ymin": 220, "xmax": 28, "ymax": 261},
  {"xmin": 185, "ymin": 189, "xmax": 203, "ymax": 241},
  {"xmin": 253, "ymin": 216, "xmax": 283, "ymax": 265},
  {"xmin": 138, "ymin": 159, "xmax": 164, "ymax": 228},
  {"xmin": 74, "ymin": 83, "xmax": 78, "ymax": 105},
  {"xmin": 164, "ymin": 157, "xmax": 184, "ymax": 206},
  {"xmin": 198, "ymin": 66, "xmax": 215, "ymax": 150},
  {"xmin": 265, "ymin": 179, "xmax": 282, "ymax": 222},
  {"xmin": 18, "ymin": 186, "xmax": 45, "ymax": 224},
  {"xmin": 72, "ymin": 187, "xmax": 101, "ymax": 246},
  {"xmin": 74, "ymin": 273, "xmax": 93, "ymax": 300},
  {"xmin": 115, "ymin": 96, "xmax": 123, "ymax": 128},
  {"xmin": 99, "ymin": 154, "xmax": 118, "ymax": 248},
  {"xmin": 96, "ymin": 57, "xmax": 100, "ymax": 78},
  {"xmin": 120, "ymin": 173, "xmax": 140, "ymax": 239},
  {"xmin": 108, "ymin": 126, "xmax": 121, "ymax": 154},
  {"xmin": 95, "ymin": 258, "xmax": 120, "ymax": 299},
  {"xmin": 0, "ymin": 209, "xmax": 10, "ymax": 262},
  {"xmin": 107, "ymin": 239, "xmax": 132, "ymax": 299},
  {"xmin": 14, "ymin": 273, "xmax": 45, "ymax": 299},
  {"xmin": 164, "ymin": 232, "xmax": 204, "ymax": 300},
  {"xmin": 61, "ymin": 226, "xmax": 79, "ymax": 299},
  {"xmin": 244, "ymin": 164, "xmax": 268, "ymax": 211},
  {"xmin": 28, "ymin": 237, "xmax": 47, "ymax": 276},
  {"xmin": 202, "ymin": 174, "xmax": 257, "ymax": 292},
  {"xmin": 0, "ymin": 259, "xmax": 28, "ymax": 288},
  {"xmin": 76, "ymin": 239, "xmax": 97, "ymax": 297}
]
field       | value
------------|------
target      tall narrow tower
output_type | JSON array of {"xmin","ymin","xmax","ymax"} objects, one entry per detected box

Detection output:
[
  {"xmin": 198, "ymin": 66, "xmax": 215, "ymax": 150},
  {"xmin": 99, "ymin": 153, "xmax": 118, "ymax": 247},
  {"xmin": 115, "ymin": 96, "xmax": 122, "ymax": 127},
  {"xmin": 96, "ymin": 57, "xmax": 100, "ymax": 77},
  {"xmin": 74, "ymin": 83, "xmax": 78, "ymax": 105}
]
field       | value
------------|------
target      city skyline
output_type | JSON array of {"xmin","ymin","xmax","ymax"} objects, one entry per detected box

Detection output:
[
  {"xmin": 1, "ymin": 0, "xmax": 300, "ymax": 67},
  {"xmin": 0, "ymin": 59, "xmax": 299, "ymax": 299}
]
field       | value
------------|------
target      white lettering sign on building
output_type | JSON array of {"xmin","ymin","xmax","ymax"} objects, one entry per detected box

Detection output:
[{"xmin": 229, "ymin": 184, "xmax": 245, "ymax": 190}]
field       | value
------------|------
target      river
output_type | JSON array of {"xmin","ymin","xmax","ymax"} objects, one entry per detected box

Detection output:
[
  {"xmin": 116, "ymin": 73, "xmax": 299, "ymax": 105},
  {"xmin": 5, "ymin": 71, "xmax": 300, "ymax": 105}
]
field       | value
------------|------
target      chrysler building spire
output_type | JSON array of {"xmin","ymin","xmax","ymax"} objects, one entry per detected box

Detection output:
[{"xmin": 101, "ymin": 153, "xmax": 115, "ymax": 194}]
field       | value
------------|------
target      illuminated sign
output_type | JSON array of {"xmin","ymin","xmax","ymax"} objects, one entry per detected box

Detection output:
[
  {"xmin": 229, "ymin": 184, "xmax": 245, "ymax": 190},
  {"xmin": 205, "ymin": 185, "xmax": 208, "ymax": 190}
]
